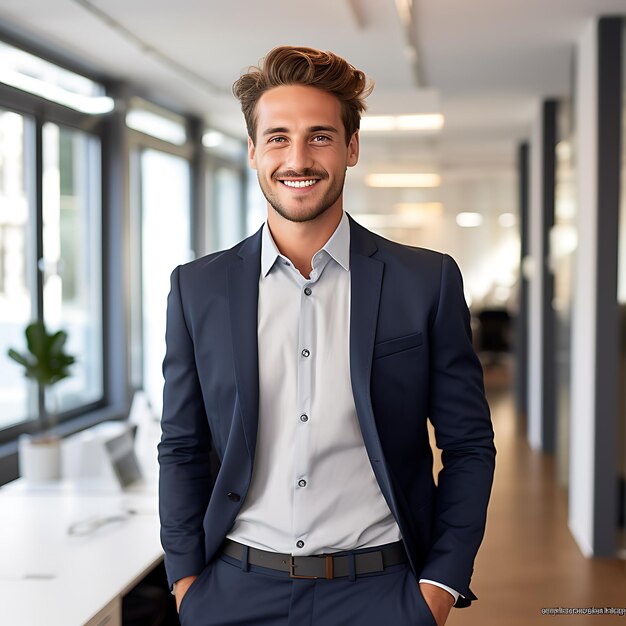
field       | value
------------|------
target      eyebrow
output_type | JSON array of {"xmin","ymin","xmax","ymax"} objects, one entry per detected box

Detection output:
[{"xmin": 262, "ymin": 125, "xmax": 340, "ymax": 136}]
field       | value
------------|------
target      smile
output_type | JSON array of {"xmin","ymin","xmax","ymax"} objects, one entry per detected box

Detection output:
[{"xmin": 281, "ymin": 179, "xmax": 318, "ymax": 188}]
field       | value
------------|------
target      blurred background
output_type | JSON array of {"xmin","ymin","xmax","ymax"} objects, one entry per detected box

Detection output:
[{"xmin": 0, "ymin": 1, "xmax": 625, "ymax": 624}]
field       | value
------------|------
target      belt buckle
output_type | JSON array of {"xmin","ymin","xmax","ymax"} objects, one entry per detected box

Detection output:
[{"xmin": 289, "ymin": 555, "xmax": 334, "ymax": 580}]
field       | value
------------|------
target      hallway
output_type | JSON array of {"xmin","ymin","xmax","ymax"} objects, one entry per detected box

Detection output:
[{"xmin": 446, "ymin": 382, "xmax": 626, "ymax": 625}]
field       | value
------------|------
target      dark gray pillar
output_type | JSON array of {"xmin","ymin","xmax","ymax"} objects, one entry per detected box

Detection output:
[
  {"xmin": 516, "ymin": 142, "xmax": 529, "ymax": 422},
  {"xmin": 592, "ymin": 16, "xmax": 622, "ymax": 557}
]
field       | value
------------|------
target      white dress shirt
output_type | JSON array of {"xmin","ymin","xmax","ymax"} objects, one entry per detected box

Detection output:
[{"xmin": 226, "ymin": 211, "xmax": 459, "ymax": 603}]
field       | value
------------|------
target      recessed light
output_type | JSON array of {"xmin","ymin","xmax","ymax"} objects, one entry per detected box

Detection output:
[
  {"xmin": 126, "ymin": 109, "xmax": 187, "ymax": 145},
  {"xmin": 202, "ymin": 130, "xmax": 224, "ymax": 147},
  {"xmin": 396, "ymin": 114, "xmax": 444, "ymax": 130},
  {"xmin": 0, "ymin": 41, "xmax": 114, "ymax": 115},
  {"xmin": 360, "ymin": 116, "xmax": 395, "ymax": 131},
  {"xmin": 360, "ymin": 113, "xmax": 444, "ymax": 132},
  {"xmin": 456, "ymin": 212, "xmax": 483, "ymax": 227},
  {"xmin": 394, "ymin": 202, "xmax": 443, "ymax": 215},
  {"xmin": 365, "ymin": 173, "xmax": 441, "ymax": 188},
  {"xmin": 352, "ymin": 213, "xmax": 426, "ymax": 229},
  {"xmin": 498, "ymin": 213, "xmax": 516, "ymax": 228}
]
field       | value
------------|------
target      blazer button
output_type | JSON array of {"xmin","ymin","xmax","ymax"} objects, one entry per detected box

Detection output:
[{"xmin": 227, "ymin": 492, "xmax": 241, "ymax": 502}]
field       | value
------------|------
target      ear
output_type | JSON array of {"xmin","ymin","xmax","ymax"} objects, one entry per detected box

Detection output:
[
  {"xmin": 247, "ymin": 136, "xmax": 257, "ymax": 170},
  {"xmin": 346, "ymin": 131, "xmax": 359, "ymax": 167}
]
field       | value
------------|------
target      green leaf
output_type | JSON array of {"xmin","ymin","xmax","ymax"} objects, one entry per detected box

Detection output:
[
  {"xmin": 8, "ymin": 321, "xmax": 76, "ymax": 388},
  {"xmin": 7, "ymin": 348, "xmax": 31, "ymax": 368}
]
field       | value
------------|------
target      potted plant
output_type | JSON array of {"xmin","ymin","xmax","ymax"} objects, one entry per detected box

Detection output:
[{"xmin": 8, "ymin": 321, "xmax": 76, "ymax": 482}]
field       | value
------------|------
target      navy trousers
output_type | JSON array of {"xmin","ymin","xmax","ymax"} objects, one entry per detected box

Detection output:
[{"xmin": 177, "ymin": 545, "xmax": 438, "ymax": 626}]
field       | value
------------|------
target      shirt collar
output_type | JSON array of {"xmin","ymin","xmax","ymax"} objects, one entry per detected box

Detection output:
[{"xmin": 261, "ymin": 211, "xmax": 350, "ymax": 278}]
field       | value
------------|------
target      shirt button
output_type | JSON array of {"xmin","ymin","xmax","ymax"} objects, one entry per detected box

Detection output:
[
  {"xmin": 298, "ymin": 479, "xmax": 307, "ymax": 488},
  {"xmin": 300, "ymin": 414, "xmax": 309, "ymax": 422},
  {"xmin": 296, "ymin": 540, "xmax": 305, "ymax": 549},
  {"xmin": 304, "ymin": 287, "xmax": 312, "ymax": 296},
  {"xmin": 227, "ymin": 492, "xmax": 240, "ymax": 502},
  {"xmin": 301, "ymin": 349, "xmax": 310, "ymax": 358}
]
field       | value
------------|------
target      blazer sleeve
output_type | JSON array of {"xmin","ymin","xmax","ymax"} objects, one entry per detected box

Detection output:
[
  {"xmin": 419, "ymin": 254, "xmax": 496, "ymax": 606},
  {"xmin": 158, "ymin": 265, "xmax": 213, "ymax": 589}
]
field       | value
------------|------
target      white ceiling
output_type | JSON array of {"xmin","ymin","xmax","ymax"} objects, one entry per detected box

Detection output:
[{"xmin": 0, "ymin": 0, "xmax": 624, "ymax": 172}]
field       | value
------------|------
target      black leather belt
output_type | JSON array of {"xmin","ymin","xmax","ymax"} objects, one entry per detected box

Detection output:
[{"xmin": 221, "ymin": 539, "xmax": 407, "ymax": 580}]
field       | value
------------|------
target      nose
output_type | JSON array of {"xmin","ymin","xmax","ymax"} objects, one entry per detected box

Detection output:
[{"xmin": 285, "ymin": 138, "xmax": 314, "ymax": 173}]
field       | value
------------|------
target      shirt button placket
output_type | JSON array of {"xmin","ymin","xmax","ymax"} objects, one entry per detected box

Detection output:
[{"xmin": 294, "ymin": 278, "xmax": 314, "ymax": 553}]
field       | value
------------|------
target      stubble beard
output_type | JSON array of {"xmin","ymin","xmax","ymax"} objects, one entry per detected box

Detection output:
[{"xmin": 258, "ymin": 169, "xmax": 347, "ymax": 223}]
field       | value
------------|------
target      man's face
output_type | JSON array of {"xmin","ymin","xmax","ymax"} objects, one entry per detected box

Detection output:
[{"xmin": 248, "ymin": 85, "xmax": 359, "ymax": 223}]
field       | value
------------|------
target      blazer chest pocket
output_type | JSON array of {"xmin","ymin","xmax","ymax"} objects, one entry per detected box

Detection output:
[{"xmin": 373, "ymin": 331, "xmax": 423, "ymax": 360}]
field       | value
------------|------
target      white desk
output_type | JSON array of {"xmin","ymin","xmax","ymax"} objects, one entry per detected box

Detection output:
[{"xmin": 0, "ymin": 422, "xmax": 164, "ymax": 626}]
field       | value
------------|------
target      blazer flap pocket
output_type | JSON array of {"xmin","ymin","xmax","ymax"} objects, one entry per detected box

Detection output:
[{"xmin": 373, "ymin": 331, "xmax": 423, "ymax": 359}]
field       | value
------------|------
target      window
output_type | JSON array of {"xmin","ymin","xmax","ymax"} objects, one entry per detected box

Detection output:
[
  {"xmin": 0, "ymin": 109, "xmax": 36, "ymax": 429},
  {"xmin": 140, "ymin": 149, "xmax": 191, "ymax": 415},
  {"xmin": 203, "ymin": 130, "xmax": 248, "ymax": 252},
  {"xmin": 0, "ymin": 40, "xmax": 106, "ymax": 439},
  {"xmin": 213, "ymin": 166, "xmax": 244, "ymax": 249},
  {"xmin": 42, "ymin": 123, "xmax": 103, "ymax": 414}
]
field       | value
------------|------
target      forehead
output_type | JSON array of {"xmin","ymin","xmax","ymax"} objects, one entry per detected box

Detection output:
[{"xmin": 255, "ymin": 85, "xmax": 343, "ymax": 130}]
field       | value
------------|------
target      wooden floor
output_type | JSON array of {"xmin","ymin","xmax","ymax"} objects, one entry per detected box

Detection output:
[{"xmin": 443, "ymin": 379, "xmax": 626, "ymax": 625}]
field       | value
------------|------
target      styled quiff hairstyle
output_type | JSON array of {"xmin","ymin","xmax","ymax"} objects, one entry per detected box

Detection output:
[{"xmin": 232, "ymin": 45, "xmax": 373, "ymax": 145}]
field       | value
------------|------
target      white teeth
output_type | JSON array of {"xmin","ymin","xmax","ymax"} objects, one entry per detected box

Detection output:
[{"xmin": 282, "ymin": 179, "xmax": 317, "ymax": 188}]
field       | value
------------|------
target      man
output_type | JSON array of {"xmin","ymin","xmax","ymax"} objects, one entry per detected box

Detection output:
[{"xmin": 158, "ymin": 45, "xmax": 495, "ymax": 626}]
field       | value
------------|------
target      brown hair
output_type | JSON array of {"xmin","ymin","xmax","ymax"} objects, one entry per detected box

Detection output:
[{"xmin": 232, "ymin": 46, "xmax": 373, "ymax": 145}]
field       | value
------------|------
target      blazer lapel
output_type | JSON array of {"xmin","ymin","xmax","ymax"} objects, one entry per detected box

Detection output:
[
  {"xmin": 347, "ymin": 214, "xmax": 401, "ymax": 519},
  {"xmin": 228, "ymin": 228, "xmax": 262, "ymax": 460}
]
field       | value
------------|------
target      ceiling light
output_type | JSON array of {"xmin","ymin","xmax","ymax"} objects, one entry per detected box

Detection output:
[
  {"xmin": 0, "ymin": 69, "xmax": 115, "ymax": 114},
  {"xmin": 360, "ymin": 114, "xmax": 444, "ymax": 132},
  {"xmin": 202, "ymin": 130, "xmax": 224, "ymax": 147},
  {"xmin": 365, "ymin": 173, "xmax": 441, "ymax": 188},
  {"xmin": 394, "ymin": 202, "xmax": 443, "ymax": 215},
  {"xmin": 395, "ymin": 0, "xmax": 413, "ymax": 26},
  {"xmin": 556, "ymin": 141, "xmax": 572, "ymax": 160},
  {"xmin": 550, "ymin": 224, "xmax": 578, "ymax": 259},
  {"xmin": 0, "ymin": 42, "xmax": 114, "ymax": 115},
  {"xmin": 126, "ymin": 107, "xmax": 187, "ymax": 145},
  {"xmin": 396, "ymin": 114, "xmax": 444, "ymax": 130},
  {"xmin": 360, "ymin": 116, "xmax": 396, "ymax": 131},
  {"xmin": 352, "ymin": 213, "xmax": 426, "ymax": 229},
  {"xmin": 456, "ymin": 212, "xmax": 483, "ymax": 228},
  {"xmin": 498, "ymin": 213, "xmax": 517, "ymax": 228}
]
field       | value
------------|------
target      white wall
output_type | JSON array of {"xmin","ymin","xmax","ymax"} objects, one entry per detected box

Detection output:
[{"xmin": 568, "ymin": 18, "xmax": 598, "ymax": 558}]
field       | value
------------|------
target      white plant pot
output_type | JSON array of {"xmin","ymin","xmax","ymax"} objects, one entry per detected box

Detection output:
[{"xmin": 18, "ymin": 434, "xmax": 62, "ymax": 483}]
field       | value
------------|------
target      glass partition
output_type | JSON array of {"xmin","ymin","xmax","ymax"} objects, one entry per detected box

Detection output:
[{"xmin": 552, "ymin": 100, "xmax": 576, "ymax": 489}]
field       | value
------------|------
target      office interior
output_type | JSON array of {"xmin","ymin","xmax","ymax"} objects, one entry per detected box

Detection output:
[{"xmin": 0, "ymin": 1, "xmax": 625, "ymax": 625}]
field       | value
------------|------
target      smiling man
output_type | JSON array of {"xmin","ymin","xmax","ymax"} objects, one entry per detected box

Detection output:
[{"xmin": 158, "ymin": 46, "xmax": 496, "ymax": 626}]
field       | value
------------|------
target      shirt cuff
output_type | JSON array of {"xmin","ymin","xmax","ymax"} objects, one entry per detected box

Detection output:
[{"xmin": 418, "ymin": 579, "xmax": 462, "ymax": 605}]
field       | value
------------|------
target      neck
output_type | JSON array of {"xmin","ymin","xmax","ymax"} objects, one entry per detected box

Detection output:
[{"xmin": 267, "ymin": 204, "xmax": 343, "ymax": 279}]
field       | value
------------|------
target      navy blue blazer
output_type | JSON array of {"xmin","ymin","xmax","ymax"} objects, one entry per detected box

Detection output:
[{"xmin": 158, "ymin": 213, "xmax": 496, "ymax": 608}]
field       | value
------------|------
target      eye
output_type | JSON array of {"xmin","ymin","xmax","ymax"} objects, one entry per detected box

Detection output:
[
  {"xmin": 268, "ymin": 136, "xmax": 287, "ymax": 144},
  {"xmin": 312, "ymin": 135, "xmax": 331, "ymax": 143}
]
